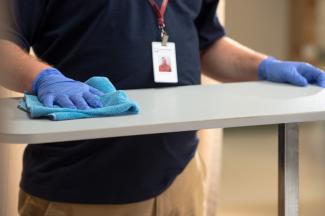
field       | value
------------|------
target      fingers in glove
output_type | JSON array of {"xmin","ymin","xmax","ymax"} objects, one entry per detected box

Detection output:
[
  {"xmin": 298, "ymin": 63, "xmax": 325, "ymax": 86},
  {"xmin": 89, "ymin": 86, "xmax": 104, "ymax": 97},
  {"xmin": 305, "ymin": 65, "xmax": 325, "ymax": 88},
  {"xmin": 316, "ymin": 74, "xmax": 325, "ymax": 88},
  {"xmin": 70, "ymin": 95, "xmax": 90, "ymax": 110},
  {"xmin": 42, "ymin": 94, "xmax": 55, "ymax": 108},
  {"xmin": 83, "ymin": 92, "xmax": 103, "ymax": 108},
  {"xmin": 285, "ymin": 68, "xmax": 308, "ymax": 87},
  {"xmin": 55, "ymin": 95, "xmax": 77, "ymax": 109}
]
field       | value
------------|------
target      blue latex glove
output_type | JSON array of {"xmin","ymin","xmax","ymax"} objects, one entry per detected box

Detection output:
[
  {"xmin": 32, "ymin": 67, "xmax": 104, "ymax": 109},
  {"xmin": 258, "ymin": 57, "xmax": 325, "ymax": 88}
]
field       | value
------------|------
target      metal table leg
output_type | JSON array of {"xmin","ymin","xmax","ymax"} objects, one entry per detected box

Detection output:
[{"xmin": 278, "ymin": 123, "xmax": 299, "ymax": 216}]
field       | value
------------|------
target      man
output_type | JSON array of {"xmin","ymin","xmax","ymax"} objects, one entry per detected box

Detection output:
[
  {"xmin": 159, "ymin": 57, "xmax": 172, "ymax": 72},
  {"xmin": 0, "ymin": 0, "xmax": 324, "ymax": 215}
]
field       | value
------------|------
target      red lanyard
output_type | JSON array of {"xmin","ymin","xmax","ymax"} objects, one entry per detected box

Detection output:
[
  {"xmin": 147, "ymin": 0, "xmax": 169, "ymax": 28},
  {"xmin": 147, "ymin": 0, "xmax": 170, "ymax": 45}
]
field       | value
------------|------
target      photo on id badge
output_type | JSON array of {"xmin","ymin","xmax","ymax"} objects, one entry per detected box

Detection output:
[
  {"xmin": 152, "ymin": 42, "xmax": 178, "ymax": 83},
  {"xmin": 159, "ymin": 56, "xmax": 172, "ymax": 72}
]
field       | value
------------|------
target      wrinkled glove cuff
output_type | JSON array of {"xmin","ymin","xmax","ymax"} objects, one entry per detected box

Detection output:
[
  {"xmin": 257, "ymin": 56, "xmax": 278, "ymax": 80},
  {"xmin": 32, "ymin": 67, "xmax": 65, "ymax": 94}
]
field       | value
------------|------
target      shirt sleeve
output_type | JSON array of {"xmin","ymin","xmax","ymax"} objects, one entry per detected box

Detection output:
[
  {"xmin": 0, "ymin": 0, "xmax": 50, "ymax": 51},
  {"xmin": 195, "ymin": 0, "xmax": 226, "ymax": 51}
]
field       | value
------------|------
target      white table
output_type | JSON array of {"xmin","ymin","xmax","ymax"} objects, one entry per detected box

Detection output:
[{"xmin": 1, "ymin": 81, "xmax": 325, "ymax": 216}]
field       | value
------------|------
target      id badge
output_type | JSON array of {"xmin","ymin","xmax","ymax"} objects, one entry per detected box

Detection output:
[{"xmin": 152, "ymin": 42, "xmax": 178, "ymax": 83}]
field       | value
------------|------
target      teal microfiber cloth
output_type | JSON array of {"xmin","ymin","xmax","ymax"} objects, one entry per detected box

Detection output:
[{"xmin": 18, "ymin": 77, "xmax": 140, "ymax": 121}]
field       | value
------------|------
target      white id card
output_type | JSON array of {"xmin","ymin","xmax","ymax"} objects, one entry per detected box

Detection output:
[{"xmin": 152, "ymin": 42, "xmax": 178, "ymax": 83}]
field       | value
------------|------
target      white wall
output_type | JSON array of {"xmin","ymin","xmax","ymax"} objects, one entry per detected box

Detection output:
[{"xmin": 225, "ymin": 0, "xmax": 289, "ymax": 59}]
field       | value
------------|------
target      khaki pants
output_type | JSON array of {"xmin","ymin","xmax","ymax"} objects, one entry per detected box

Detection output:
[{"xmin": 18, "ymin": 152, "xmax": 206, "ymax": 216}]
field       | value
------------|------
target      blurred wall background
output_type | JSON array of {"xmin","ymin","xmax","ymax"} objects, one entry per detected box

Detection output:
[
  {"xmin": 225, "ymin": 0, "xmax": 289, "ymax": 59},
  {"xmin": 0, "ymin": 87, "xmax": 24, "ymax": 216},
  {"xmin": 218, "ymin": 1, "xmax": 325, "ymax": 216},
  {"xmin": 317, "ymin": 0, "xmax": 325, "ymax": 60},
  {"xmin": 316, "ymin": 1, "xmax": 325, "ymax": 47}
]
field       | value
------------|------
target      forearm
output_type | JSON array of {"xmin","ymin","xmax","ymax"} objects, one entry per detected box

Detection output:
[
  {"xmin": 0, "ymin": 40, "xmax": 49, "ymax": 93},
  {"xmin": 201, "ymin": 37, "xmax": 267, "ymax": 82}
]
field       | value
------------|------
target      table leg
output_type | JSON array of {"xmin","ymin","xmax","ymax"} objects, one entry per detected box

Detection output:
[{"xmin": 278, "ymin": 123, "xmax": 299, "ymax": 216}]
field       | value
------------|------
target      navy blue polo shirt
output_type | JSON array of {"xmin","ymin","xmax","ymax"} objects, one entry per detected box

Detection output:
[{"xmin": 2, "ymin": 0, "xmax": 225, "ymax": 204}]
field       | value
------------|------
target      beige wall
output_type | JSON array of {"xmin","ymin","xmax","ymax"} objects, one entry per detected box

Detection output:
[
  {"xmin": 218, "ymin": 0, "xmax": 225, "ymax": 24},
  {"xmin": 0, "ymin": 88, "xmax": 24, "ymax": 216},
  {"xmin": 0, "ymin": 145, "xmax": 9, "ymax": 216},
  {"xmin": 316, "ymin": 0, "xmax": 325, "ymax": 49},
  {"xmin": 225, "ymin": 0, "xmax": 289, "ymax": 59}
]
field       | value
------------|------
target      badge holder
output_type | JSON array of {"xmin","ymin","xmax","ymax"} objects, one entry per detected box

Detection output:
[
  {"xmin": 151, "ymin": 24, "xmax": 178, "ymax": 83},
  {"xmin": 148, "ymin": 0, "xmax": 178, "ymax": 83}
]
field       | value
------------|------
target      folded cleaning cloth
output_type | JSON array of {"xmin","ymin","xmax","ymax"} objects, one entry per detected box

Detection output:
[{"xmin": 18, "ymin": 77, "xmax": 140, "ymax": 121}]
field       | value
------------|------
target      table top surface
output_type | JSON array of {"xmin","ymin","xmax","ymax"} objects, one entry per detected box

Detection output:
[{"xmin": 1, "ymin": 81, "xmax": 325, "ymax": 144}]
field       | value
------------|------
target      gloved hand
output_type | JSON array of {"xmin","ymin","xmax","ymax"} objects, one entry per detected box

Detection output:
[
  {"xmin": 258, "ymin": 57, "xmax": 325, "ymax": 88},
  {"xmin": 32, "ymin": 67, "xmax": 104, "ymax": 109}
]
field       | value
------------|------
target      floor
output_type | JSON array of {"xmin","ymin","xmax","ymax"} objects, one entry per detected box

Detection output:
[{"xmin": 217, "ymin": 122, "xmax": 325, "ymax": 216}]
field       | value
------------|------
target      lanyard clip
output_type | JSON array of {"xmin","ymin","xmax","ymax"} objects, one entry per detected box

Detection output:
[{"xmin": 160, "ymin": 25, "xmax": 169, "ymax": 46}]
